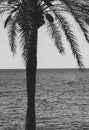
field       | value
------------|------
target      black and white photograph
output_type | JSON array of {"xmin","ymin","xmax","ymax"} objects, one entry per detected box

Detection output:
[{"xmin": 1, "ymin": 0, "xmax": 89, "ymax": 130}]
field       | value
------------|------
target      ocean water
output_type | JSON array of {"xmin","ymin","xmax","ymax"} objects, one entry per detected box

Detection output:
[{"xmin": 0, "ymin": 69, "xmax": 89, "ymax": 130}]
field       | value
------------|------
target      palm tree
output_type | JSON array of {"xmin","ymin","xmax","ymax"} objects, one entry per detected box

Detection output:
[{"xmin": 0, "ymin": 0, "xmax": 89, "ymax": 130}]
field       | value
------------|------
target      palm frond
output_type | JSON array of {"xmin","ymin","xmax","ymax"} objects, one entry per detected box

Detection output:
[
  {"xmin": 17, "ymin": 4, "xmax": 33, "ymax": 31},
  {"xmin": 56, "ymin": 13, "xmax": 84, "ymax": 68},
  {"xmin": 8, "ymin": 0, "xmax": 20, "ymax": 4},
  {"xmin": 18, "ymin": 13, "xmax": 32, "ymax": 62},
  {"xmin": 0, "ymin": 4, "xmax": 10, "ymax": 14},
  {"xmin": 19, "ymin": 28, "xmax": 31, "ymax": 62},
  {"xmin": 4, "ymin": 14, "xmax": 12, "ymax": 28},
  {"xmin": 0, "ymin": 3, "xmax": 16, "ymax": 15},
  {"xmin": 76, "ymin": 18, "xmax": 89, "ymax": 42},
  {"xmin": 59, "ymin": 0, "xmax": 89, "ymax": 43},
  {"xmin": 20, "ymin": 31, "xmax": 28, "ymax": 62},
  {"xmin": 52, "ymin": 4, "xmax": 70, "ymax": 12},
  {"xmin": 0, "ymin": 0, "xmax": 7, "ymax": 3},
  {"xmin": 14, "ymin": 2, "xmax": 33, "ymax": 62},
  {"xmin": 0, "ymin": 0, "xmax": 20, "ymax": 4},
  {"xmin": 47, "ymin": 22, "xmax": 64, "ymax": 54},
  {"xmin": 7, "ymin": 18, "xmax": 17, "ymax": 55}
]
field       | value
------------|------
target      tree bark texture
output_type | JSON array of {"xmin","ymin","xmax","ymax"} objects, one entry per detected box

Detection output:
[{"xmin": 25, "ymin": 29, "xmax": 37, "ymax": 130}]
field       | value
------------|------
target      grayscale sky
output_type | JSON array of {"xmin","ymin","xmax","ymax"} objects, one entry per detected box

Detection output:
[{"xmin": 0, "ymin": 14, "xmax": 89, "ymax": 69}]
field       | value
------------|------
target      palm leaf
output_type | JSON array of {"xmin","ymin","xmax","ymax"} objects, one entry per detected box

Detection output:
[
  {"xmin": 18, "ymin": 22, "xmax": 32, "ymax": 62},
  {"xmin": 56, "ymin": 13, "xmax": 84, "ymax": 68},
  {"xmin": 0, "ymin": 0, "xmax": 7, "ymax": 3},
  {"xmin": 8, "ymin": 0, "xmax": 20, "ymax": 4},
  {"xmin": 4, "ymin": 14, "xmax": 12, "ymax": 28},
  {"xmin": 15, "ymin": 2, "xmax": 33, "ymax": 62},
  {"xmin": 7, "ymin": 18, "xmax": 17, "ymax": 54},
  {"xmin": 47, "ymin": 22, "xmax": 64, "ymax": 54},
  {"xmin": 20, "ymin": 29, "xmax": 31, "ymax": 62},
  {"xmin": 0, "ymin": 4, "xmax": 10, "ymax": 14},
  {"xmin": 17, "ymin": 4, "xmax": 32, "ymax": 31},
  {"xmin": 59, "ymin": 0, "xmax": 89, "ymax": 43}
]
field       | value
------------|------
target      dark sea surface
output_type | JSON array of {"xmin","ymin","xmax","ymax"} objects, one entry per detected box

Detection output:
[{"xmin": 1, "ymin": 69, "xmax": 89, "ymax": 130}]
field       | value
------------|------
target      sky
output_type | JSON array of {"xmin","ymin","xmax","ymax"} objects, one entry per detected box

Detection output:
[{"xmin": 0, "ymin": 14, "xmax": 89, "ymax": 69}]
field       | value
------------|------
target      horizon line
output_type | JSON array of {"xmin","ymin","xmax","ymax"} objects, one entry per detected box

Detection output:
[{"xmin": 0, "ymin": 68, "xmax": 89, "ymax": 70}]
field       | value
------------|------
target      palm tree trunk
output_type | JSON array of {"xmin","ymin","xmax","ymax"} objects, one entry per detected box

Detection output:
[{"xmin": 25, "ymin": 29, "xmax": 37, "ymax": 130}]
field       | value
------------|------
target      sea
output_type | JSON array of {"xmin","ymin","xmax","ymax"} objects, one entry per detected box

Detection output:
[{"xmin": 0, "ymin": 69, "xmax": 89, "ymax": 130}]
